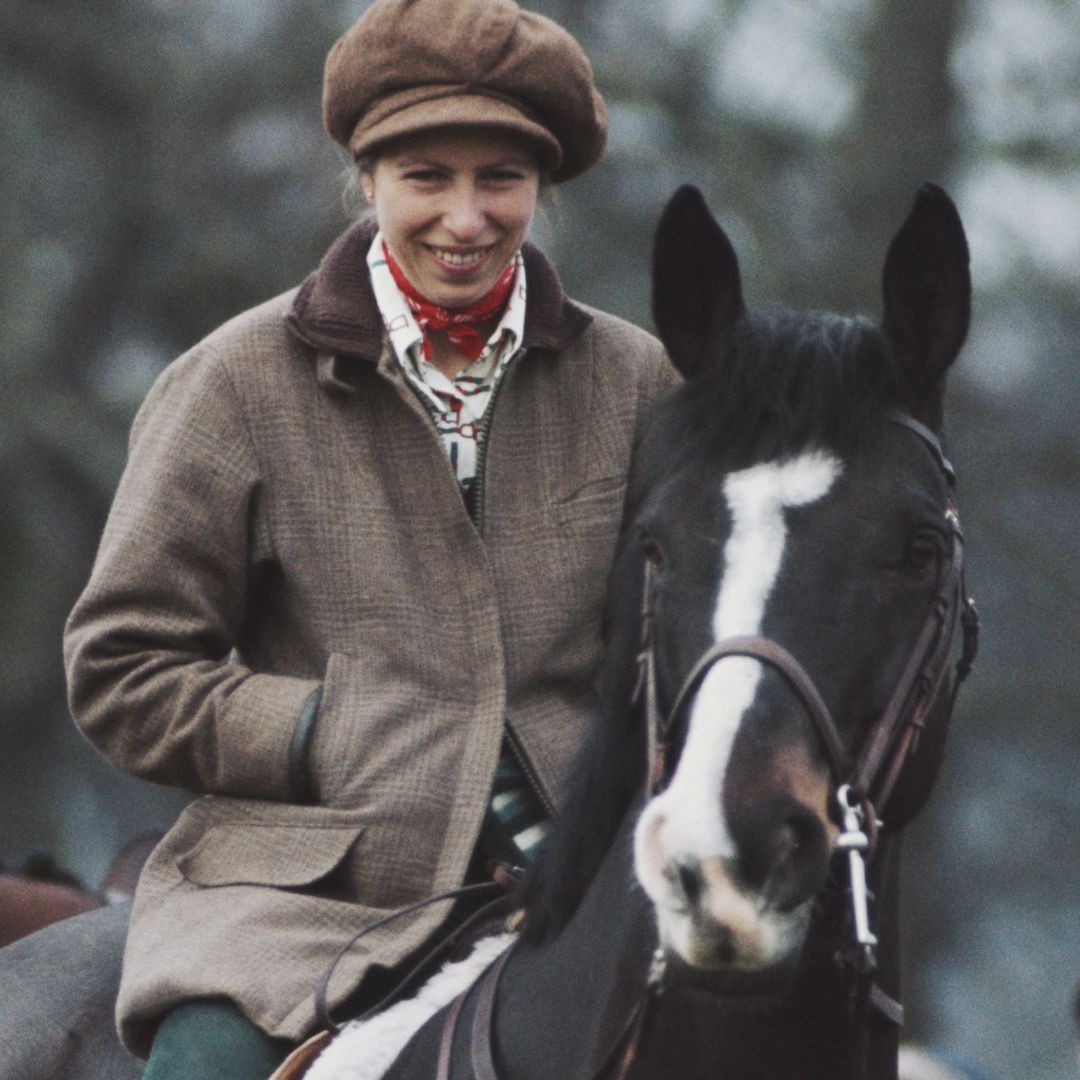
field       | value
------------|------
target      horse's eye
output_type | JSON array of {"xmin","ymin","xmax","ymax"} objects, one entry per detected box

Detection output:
[{"xmin": 903, "ymin": 534, "xmax": 940, "ymax": 575}]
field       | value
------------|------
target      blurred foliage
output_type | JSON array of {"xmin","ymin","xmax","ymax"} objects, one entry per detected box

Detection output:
[{"xmin": 1, "ymin": 1, "xmax": 1077, "ymax": 1077}]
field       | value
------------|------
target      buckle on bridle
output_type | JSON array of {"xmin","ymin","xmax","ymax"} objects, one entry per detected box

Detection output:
[{"xmin": 836, "ymin": 785, "xmax": 879, "ymax": 973}]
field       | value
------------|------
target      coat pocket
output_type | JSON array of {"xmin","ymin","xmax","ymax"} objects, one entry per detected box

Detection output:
[
  {"xmin": 176, "ymin": 801, "xmax": 364, "ymax": 889},
  {"xmin": 555, "ymin": 474, "xmax": 627, "ymax": 528},
  {"xmin": 556, "ymin": 472, "xmax": 626, "ymax": 505}
]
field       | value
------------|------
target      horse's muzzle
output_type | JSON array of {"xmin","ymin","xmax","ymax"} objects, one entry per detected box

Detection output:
[{"xmin": 634, "ymin": 790, "xmax": 832, "ymax": 973}]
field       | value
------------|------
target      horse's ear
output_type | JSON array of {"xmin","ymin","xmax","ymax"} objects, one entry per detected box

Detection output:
[
  {"xmin": 652, "ymin": 185, "xmax": 745, "ymax": 379},
  {"xmin": 881, "ymin": 184, "xmax": 971, "ymax": 392}
]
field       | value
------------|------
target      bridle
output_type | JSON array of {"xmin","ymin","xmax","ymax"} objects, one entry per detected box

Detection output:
[{"xmin": 633, "ymin": 412, "xmax": 980, "ymax": 971}]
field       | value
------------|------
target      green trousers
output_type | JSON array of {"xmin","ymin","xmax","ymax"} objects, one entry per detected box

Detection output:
[{"xmin": 142, "ymin": 999, "xmax": 293, "ymax": 1080}]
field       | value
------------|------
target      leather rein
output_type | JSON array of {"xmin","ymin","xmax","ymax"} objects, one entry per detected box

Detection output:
[{"xmin": 433, "ymin": 413, "xmax": 979, "ymax": 1080}]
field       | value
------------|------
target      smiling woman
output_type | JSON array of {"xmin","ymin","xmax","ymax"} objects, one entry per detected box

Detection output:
[
  {"xmin": 51, "ymin": 0, "xmax": 676, "ymax": 1078},
  {"xmin": 358, "ymin": 131, "xmax": 542, "ymax": 375},
  {"xmin": 361, "ymin": 133, "xmax": 540, "ymax": 311}
]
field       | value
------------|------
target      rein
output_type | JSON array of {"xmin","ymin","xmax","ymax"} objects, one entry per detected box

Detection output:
[{"xmin": 314, "ymin": 873, "xmax": 518, "ymax": 1033}]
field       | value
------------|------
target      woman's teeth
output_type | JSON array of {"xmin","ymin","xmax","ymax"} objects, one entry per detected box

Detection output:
[{"xmin": 431, "ymin": 248, "xmax": 485, "ymax": 267}]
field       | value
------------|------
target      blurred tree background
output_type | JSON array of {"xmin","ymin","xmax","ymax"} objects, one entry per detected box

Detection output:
[{"xmin": 2, "ymin": 0, "xmax": 1077, "ymax": 1076}]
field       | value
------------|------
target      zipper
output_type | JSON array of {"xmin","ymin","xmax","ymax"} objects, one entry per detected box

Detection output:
[
  {"xmin": 470, "ymin": 345, "xmax": 524, "ymax": 537},
  {"xmin": 505, "ymin": 722, "xmax": 558, "ymax": 821},
  {"xmin": 470, "ymin": 345, "xmax": 556, "ymax": 822}
]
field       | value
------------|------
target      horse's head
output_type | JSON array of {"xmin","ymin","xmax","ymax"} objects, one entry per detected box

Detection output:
[{"xmin": 630, "ymin": 185, "xmax": 973, "ymax": 977}]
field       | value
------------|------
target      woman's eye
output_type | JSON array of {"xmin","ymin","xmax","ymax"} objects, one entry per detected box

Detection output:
[{"xmin": 403, "ymin": 169, "xmax": 443, "ymax": 183}]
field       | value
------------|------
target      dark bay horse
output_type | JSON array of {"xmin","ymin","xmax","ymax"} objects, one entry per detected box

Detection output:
[
  {"xmin": 0, "ymin": 834, "xmax": 160, "ymax": 948},
  {"xmin": 0, "ymin": 853, "xmax": 102, "ymax": 949},
  {"xmin": 299, "ymin": 183, "xmax": 977, "ymax": 1080}
]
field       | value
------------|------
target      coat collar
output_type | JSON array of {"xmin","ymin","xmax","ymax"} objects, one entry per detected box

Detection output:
[{"xmin": 286, "ymin": 218, "xmax": 593, "ymax": 375}]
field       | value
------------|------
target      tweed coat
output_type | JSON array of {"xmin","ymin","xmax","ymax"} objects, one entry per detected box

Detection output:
[{"xmin": 64, "ymin": 220, "xmax": 676, "ymax": 1055}]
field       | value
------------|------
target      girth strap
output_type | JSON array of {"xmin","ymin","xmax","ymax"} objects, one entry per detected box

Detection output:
[
  {"xmin": 438, "ymin": 940, "xmax": 659, "ymax": 1080},
  {"xmin": 471, "ymin": 947, "xmax": 513, "ymax": 1080},
  {"xmin": 436, "ymin": 945, "xmax": 512, "ymax": 1080}
]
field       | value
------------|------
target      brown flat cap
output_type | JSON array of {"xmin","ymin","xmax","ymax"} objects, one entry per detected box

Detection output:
[{"xmin": 323, "ymin": 0, "xmax": 608, "ymax": 183}]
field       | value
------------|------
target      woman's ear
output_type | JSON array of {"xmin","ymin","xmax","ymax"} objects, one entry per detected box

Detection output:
[{"xmin": 360, "ymin": 172, "xmax": 376, "ymax": 205}]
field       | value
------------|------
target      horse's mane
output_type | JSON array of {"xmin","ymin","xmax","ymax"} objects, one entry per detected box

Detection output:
[{"xmin": 519, "ymin": 308, "xmax": 929, "ymax": 946}]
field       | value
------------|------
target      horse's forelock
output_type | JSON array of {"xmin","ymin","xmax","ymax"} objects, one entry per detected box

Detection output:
[{"xmin": 658, "ymin": 310, "xmax": 910, "ymax": 477}]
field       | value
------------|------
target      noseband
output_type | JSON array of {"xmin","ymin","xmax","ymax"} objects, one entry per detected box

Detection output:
[{"xmin": 633, "ymin": 412, "xmax": 980, "ymax": 969}]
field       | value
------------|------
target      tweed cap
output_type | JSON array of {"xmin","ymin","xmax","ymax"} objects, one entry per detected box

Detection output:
[{"xmin": 323, "ymin": 0, "xmax": 607, "ymax": 182}]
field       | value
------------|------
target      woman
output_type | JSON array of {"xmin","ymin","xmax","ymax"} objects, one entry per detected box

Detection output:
[{"xmin": 64, "ymin": 1, "xmax": 675, "ymax": 1076}]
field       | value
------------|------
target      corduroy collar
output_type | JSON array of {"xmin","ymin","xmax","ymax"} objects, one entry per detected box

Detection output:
[{"xmin": 286, "ymin": 218, "xmax": 593, "ymax": 366}]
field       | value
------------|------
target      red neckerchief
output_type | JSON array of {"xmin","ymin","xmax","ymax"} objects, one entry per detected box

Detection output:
[{"xmin": 383, "ymin": 242, "xmax": 516, "ymax": 362}]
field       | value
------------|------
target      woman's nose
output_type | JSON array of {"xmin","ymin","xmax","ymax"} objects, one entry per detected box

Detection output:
[{"xmin": 442, "ymin": 184, "xmax": 486, "ymax": 239}]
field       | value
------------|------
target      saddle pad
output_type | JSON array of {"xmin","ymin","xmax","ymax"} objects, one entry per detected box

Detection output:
[{"xmin": 300, "ymin": 933, "xmax": 516, "ymax": 1080}]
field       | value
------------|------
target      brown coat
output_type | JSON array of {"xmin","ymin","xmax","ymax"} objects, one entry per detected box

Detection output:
[{"xmin": 64, "ymin": 221, "xmax": 675, "ymax": 1055}]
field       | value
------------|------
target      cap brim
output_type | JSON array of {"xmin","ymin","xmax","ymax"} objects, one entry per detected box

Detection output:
[{"xmin": 347, "ymin": 93, "xmax": 563, "ymax": 174}]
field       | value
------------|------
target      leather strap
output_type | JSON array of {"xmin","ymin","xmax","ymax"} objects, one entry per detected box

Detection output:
[
  {"xmin": 434, "ymin": 943, "xmax": 513, "ymax": 1080},
  {"xmin": 666, "ymin": 635, "xmax": 852, "ymax": 783},
  {"xmin": 267, "ymin": 1030, "xmax": 333, "ymax": 1080},
  {"xmin": 869, "ymin": 983, "xmax": 905, "ymax": 1027},
  {"xmin": 852, "ymin": 515, "xmax": 964, "ymax": 806},
  {"xmin": 887, "ymin": 411, "xmax": 956, "ymax": 488},
  {"xmin": 471, "ymin": 946, "xmax": 514, "ymax": 1080},
  {"xmin": 315, "ymin": 880, "xmax": 506, "ymax": 1031},
  {"xmin": 599, "ymin": 991, "xmax": 655, "ymax": 1080},
  {"xmin": 436, "ymin": 988, "xmax": 470, "ymax": 1080}
]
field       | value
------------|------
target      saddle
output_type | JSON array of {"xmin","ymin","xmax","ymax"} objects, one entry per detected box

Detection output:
[
  {"xmin": 269, "ymin": 1029, "xmax": 333, "ymax": 1080},
  {"xmin": 269, "ymin": 872, "xmax": 524, "ymax": 1080}
]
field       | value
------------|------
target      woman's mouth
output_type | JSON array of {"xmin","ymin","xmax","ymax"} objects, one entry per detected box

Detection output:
[{"xmin": 427, "ymin": 245, "xmax": 490, "ymax": 271}]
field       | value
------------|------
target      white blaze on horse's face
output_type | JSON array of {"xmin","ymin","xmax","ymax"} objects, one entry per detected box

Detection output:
[{"xmin": 634, "ymin": 449, "xmax": 843, "ymax": 971}]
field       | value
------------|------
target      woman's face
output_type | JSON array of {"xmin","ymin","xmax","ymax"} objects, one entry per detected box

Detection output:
[{"xmin": 362, "ymin": 128, "xmax": 541, "ymax": 309}]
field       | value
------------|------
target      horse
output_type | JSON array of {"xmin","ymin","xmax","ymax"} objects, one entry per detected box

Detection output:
[
  {"xmin": 0, "ymin": 835, "xmax": 164, "ymax": 1080},
  {"xmin": 0, "ymin": 851, "xmax": 103, "ymax": 949},
  {"xmin": 0, "ymin": 833, "xmax": 161, "ymax": 948},
  {"xmin": 289, "ymin": 180, "xmax": 978, "ymax": 1080}
]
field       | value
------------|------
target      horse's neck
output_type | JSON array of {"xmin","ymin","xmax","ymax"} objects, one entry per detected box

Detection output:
[{"xmin": 496, "ymin": 815, "xmax": 656, "ymax": 1078}]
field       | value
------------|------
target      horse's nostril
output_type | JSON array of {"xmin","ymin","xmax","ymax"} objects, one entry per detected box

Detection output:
[
  {"xmin": 711, "ymin": 924, "xmax": 736, "ymax": 965},
  {"xmin": 774, "ymin": 821, "xmax": 804, "ymax": 867},
  {"xmin": 765, "ymin": 808, "xmax": 829, "ymax": 912},
  {"xmin": 734, "ymin": 797, "xmax": 830, "ymax": 913},
  {"xmin": 669, "ymin": 858, "xmax": 704, "ymax": 910}
]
